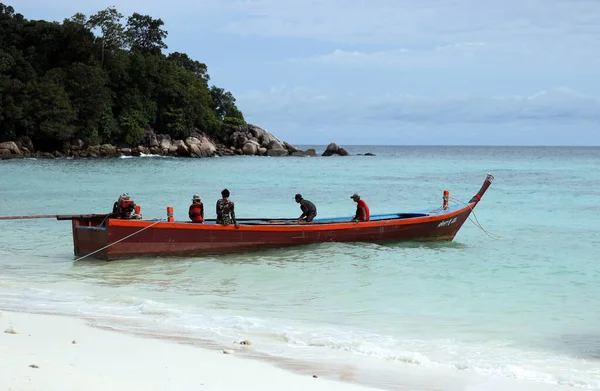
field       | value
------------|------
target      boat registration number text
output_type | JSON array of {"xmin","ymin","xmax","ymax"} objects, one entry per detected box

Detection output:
[{"xmin": 437, "ymin": 217, "xmax": 458, "ymax": 228}]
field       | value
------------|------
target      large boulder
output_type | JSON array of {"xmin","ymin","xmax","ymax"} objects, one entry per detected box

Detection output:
[
  {"xmin": 158, "ymin": 134, "xmax": 172, "ymax": 150},
  {"xmin": 267, "ymin": 139, "xmax": 285, "ymax": 150},
  {"xmin": 189, "ymin": 144, "xmax": 201, "ymax": 157},
  {"xmin": 248, "ymin": 124, "xmax": 275, "ymax": 145},
  {"xmin": 149, "ymin": 146, "xmax": 162, "ymax": 155},
  {"xmin": 15, "ymin": 136, "xmax": 34, "ymax": 152},
  {"xmin": 99, "ymin": 144, "xmax": 117, "ymax": 156},
  {"xmin": 283, "ymin": 142, "xmax": 300, "ymax": 153},
  {"xmin": 185, "ymin": 137, "xmax": 201, "ymax": 148},
  {"xmin": 189, "ymin": 136, "xmax": 217, "ymax": 158},
  {"xmin": 292, "ymin": 149, "xmax": 317, "ymax": 157},
  {"xmin": 137, "ymin": 145, "xmax": 150, "ymax": 154},
  {"xmin": 0, "ymin": 141, "xmax": 21, "ymax": 155},
  {"xmin": 216, "ymin": 144, "xmax": 235, "ymax": 157},
  {"xmin": 246, "ymin": 124, "xmax": 290, "ymax": 151},
  {"xmin": 266, "ymin": 148, "xmax": 289, "ymax": 157},
  {"xmin": 322, "ymin": 142, "xmax": 349, "ymax": 156},
  {"xmin": 230, "ymin": 131, "xmax": 248, "ymax": 149},
  {"xmin": 177, "ymin": 143, "xmax": 190, "ymax": 157},
  {"xmin": 242, "ymin": 140, "xmax": 259, "ymax": 155},
  {"xmin": 198, "ymin": 137, "xmax": 216, "ymax": 154},
  {"xmin": 169, "ymin": 140, "xmax": 188, "ymax": 156},
  {"xmin": 144, "ymin": 127, "xmax": 159, "ymax": 148},
  {"xmin": 70, "ymin": 139, "xmax": 85, "ymax": 151}
]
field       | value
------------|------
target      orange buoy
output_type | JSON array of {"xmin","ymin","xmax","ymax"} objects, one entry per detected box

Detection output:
[
  {"xmin": 167, "ymin": 206, "xmax": 174, "ymax": 222},
  {"xmin": 443, "ymin": 190, "xmax": 449, "ymax": 210},
  {"xmin": 135, "ymin": 205, "xmax": 141, "ymax": 215}
]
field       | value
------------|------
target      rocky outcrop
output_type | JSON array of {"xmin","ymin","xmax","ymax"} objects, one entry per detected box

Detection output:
[
  {"xmin": 0, "ymin": 141, "xmax": 22, "ymax": 155},
  {"xmin": 99, "ymin": 144, "xmax": 117, "ymax": 156},
  {"xmin": 225, "ymin": 124, "xmax": 313, "ymax": 157},
  {"xmin": 322, "ymin": 142, "xmax": 349, "ymax": 156},
  {"xmin": 0, "ymin": 124, "xmax": 340, "ymax": 159},
  {"xmin": 292, "ymin": 148, "xmax": 317, "ymax": 157}
]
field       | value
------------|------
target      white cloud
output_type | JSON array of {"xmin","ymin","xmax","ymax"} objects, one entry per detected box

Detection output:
[
  {"xmin": 285, "ymin": 43, "xmax": 525, "ymax": 70},
  {"xmin": 221, "ymin": 0, "xmax": 600, "ymax": 47},
  {"xmin": 228, "ymin": 0, "xmax": 600, "ymax": 71},
  {"xmin": 237, "ymin": 86, "xmax": 600, "ymax": 145},
  {"xmin": 239, "ymin": 86, "xmax": 600, "ymax": 125}
]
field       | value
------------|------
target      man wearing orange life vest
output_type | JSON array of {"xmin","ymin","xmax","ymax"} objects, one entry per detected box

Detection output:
[
  {"xmin": 351, "ymin": 193, "xmax": 370, "ymax": 222},
  {"xmin": 112, "ymin": 193, "xmax": 137, "ymax": 219},
  {"xmin": 188, "ymin": 194, "xmax": 204, "ymax": 223}
]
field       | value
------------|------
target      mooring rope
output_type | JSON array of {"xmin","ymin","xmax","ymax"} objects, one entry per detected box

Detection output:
[
  {"xmin": 73, "ymin": 220, "xmax": 163, "ymax": 262},
  {"xmin": 448, "ymin": 196, "xmax": 501, "ymax": 240}
]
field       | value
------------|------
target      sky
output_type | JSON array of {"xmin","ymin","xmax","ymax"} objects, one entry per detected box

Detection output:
[{"xmin": 13, "ymin": 0, "xmax": 600, "ymax": 145}]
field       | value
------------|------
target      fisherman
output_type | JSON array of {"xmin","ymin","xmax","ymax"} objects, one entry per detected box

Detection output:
[
  {"xmin": 112, "ymin": 193, "xmax": 137, "ymax": 219},
  {"xmin": 350, "ymin": 193, "xmax": 370, "ymax": 222},
  {"xmin": 216, "ymin": 188, "xmax": 239, "ymax": 228},
  {"xmin": 188, "ymin": 194, "xmax": 204, "ymax": 223},
  {"xmin": 295, "ymin": 194, "xmax": 317, "ymax": 223}
]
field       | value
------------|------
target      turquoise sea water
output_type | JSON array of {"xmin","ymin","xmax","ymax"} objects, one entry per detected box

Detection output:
[{"xmin": 1, "ymin": 146, "xmax": 599, "ymax": 390}]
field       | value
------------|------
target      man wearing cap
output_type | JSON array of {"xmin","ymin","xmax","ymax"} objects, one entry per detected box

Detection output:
[
  {"xmin": 351, "ymin": 193, "xmax": 370, "ymax": 222},
  {"xmin": 295, "ymin": 194, "xmax": 317, "ymax": 223},
  {"xmin": 189, "ymin": 194, "xmax": 204, "ymax": 223}
]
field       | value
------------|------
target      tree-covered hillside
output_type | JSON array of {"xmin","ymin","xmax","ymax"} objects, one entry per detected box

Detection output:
[{"xmin": 0, "ymin": 4, "xmax": 245, "ymax": 151}]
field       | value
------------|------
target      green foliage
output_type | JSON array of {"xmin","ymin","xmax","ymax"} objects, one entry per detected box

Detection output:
[
  {"xmin": 22, "ymin": 80, "xmax": 76, "ymax": 143},
  {"xmin": 97, "ymin": 103, "xmax": 118, "ymax": 143},
  {"xmin": 118, "ymin": 110, "xmax": 145, "ymax": 146},
  {"xmin": 125, "ymin": 13, "xmax": 167, "ymax": 53},
  {"xmin": 0, "ymin": 3, "xmax": 246, "ymax": 148},
  {"xmin": 223, "ymin": 116, "xmax": 246, "ymax": 127},
  {"xmin": 168, "ymin": 52, "xmax": 209, "ymax": 82},
  {"xmin": 210, "ymin": 86, "xmax": 244, "ymax": 121}
]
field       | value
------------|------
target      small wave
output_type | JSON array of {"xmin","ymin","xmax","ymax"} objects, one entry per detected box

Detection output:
[
  {"xmin": 266, "ymin": 328, "xmax": 599, "ymax": 389},
  {"xmin": 118, "ymin": 153, "xmax": 166, "ymax": 159},
  {"xmin": 1, "ymin": 285, "xmax": 599, "ymax": 389}
]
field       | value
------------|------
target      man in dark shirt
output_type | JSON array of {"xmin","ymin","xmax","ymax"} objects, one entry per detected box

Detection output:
[
  {"xmin": 216, "ymin": 188, "xmax": 239, "ymax": 228},
  {"xmin": 295, "ymin": 193, "xmax": 317, "ymax": 223}
]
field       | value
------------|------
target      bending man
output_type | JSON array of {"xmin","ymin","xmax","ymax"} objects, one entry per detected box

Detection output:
[{"xmin": 295, "ymin": 193, "xmax": 317, "ymax": 223}]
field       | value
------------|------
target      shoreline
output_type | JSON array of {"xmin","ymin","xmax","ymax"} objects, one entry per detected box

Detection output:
[
  {"xmin": 0, "ymin": 310, "xmax": 378, "ymax": 391},
  {"xmin": 0, "ymin": 126, "xmax": 356, "ymax": 160},
  {"xmin": 0, "ymin": 309, "xmax": 579, "ymax": 391}
]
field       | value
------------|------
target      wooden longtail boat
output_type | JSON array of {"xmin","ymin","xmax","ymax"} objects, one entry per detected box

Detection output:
[{"xmin": 61, "ymin": 174, "xmax": 494, "ymax": 261}]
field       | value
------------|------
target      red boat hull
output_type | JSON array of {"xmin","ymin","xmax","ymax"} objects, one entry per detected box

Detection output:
[{"xmin": 68, "ymin": 174, "xmax": 493, "ymax": 261}]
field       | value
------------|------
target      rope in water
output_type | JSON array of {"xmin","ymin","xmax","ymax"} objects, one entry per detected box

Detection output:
[
  {"xmin": 448, "ymin": 196, "xmax": 501, "ymax": 240},
  {"xmin": 73, "ymin": 220, "xmax": 163, "ymax": 262}
]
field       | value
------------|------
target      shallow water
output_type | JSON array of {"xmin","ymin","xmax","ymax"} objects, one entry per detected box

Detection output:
[{"xmin": 1, "ymin": 146, "xmax": 599, "ymax": 389}]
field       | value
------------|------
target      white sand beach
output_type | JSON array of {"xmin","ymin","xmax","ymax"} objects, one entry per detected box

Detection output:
[
  {"xmin": 0, "ymin": 310, "xmax": 376, "ymax": 391},
  {"xmin": 0, "ymin": 310, "xmax": 584, "ymax": 391}
]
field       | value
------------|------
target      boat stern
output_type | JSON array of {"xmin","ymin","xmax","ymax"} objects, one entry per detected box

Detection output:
[{"xmin": 70, "ymin": 216, "xmax": 110, "ymax": 260}]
